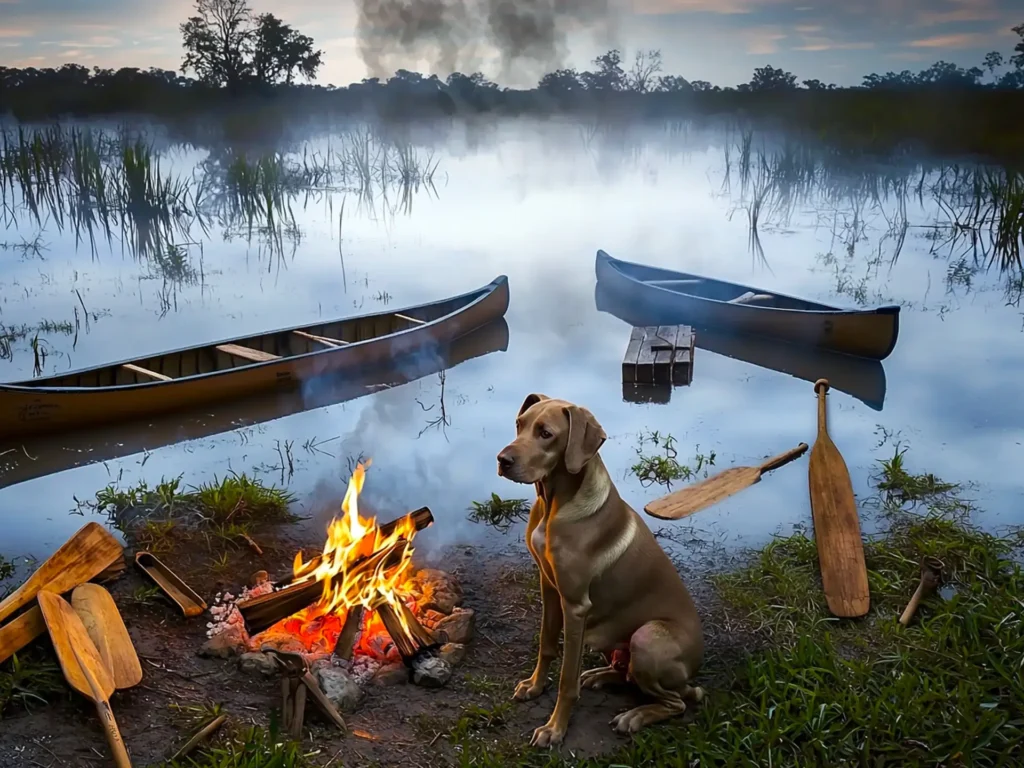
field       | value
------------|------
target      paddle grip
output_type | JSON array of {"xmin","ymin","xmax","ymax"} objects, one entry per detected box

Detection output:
[
  {"xmin": 814, "ymin": 378, "xmax": 830, "ymax": 433},
  {"xmin": 759, "ymin": 443, "xmax": 809, "ymax": 473}
]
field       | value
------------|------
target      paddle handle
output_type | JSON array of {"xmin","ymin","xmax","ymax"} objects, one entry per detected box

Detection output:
[
  {"xmin": 759, "ymin": 443, "xmax": 809, "ymax": 473},
  {"xmin": 71, "ymin": 644, "xmax": 133, "ymax": 768},
  {"xmin": 814, "ymin": 378, "xmax": 830, "ymax": 434}
]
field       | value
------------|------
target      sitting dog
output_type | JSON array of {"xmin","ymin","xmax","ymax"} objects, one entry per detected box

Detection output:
[{"xmin": 497, "ymin": 393, "xmax": 704, "ymax": 747}]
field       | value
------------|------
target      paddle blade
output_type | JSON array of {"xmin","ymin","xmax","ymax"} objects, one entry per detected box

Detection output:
[
  {"xmin": 37, "ymin": 590, "xmax": 115, "ymax": 701},
  {"xmin": 72, "ymin": 584, "xmax": 142, "ymax": 690},
  {"xmin": 645, "ymin": 467, "xmax": 761, "ymax": 520},
  {"xmin": 0, "ymin": 522, "xmax": 124, "ymax": 624},
  {"xmin": 808, "ymin": 439, "xmax": 870, "ymax": 617},
  {"xmin": 0, "ymin": 605, "xmax": 46, "ymax": 665}
]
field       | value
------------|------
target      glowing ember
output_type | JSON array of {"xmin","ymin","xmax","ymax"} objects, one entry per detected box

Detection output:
[{"xmin": 264, "ymin": 459, "xmax": 421, "ymax": 654}]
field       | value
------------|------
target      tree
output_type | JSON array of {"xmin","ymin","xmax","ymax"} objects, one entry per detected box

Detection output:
[
  {"xmin": 654, "ymin": 75, "xmax": 692, "ymax": 92},
  {"xmin": 583, "ymin": 50, "xmax": 626, "ymax": 91},
  {"xmin": 748, "ymin": 65, "xmax": 797, "ymax": 91},
  {"xmin": 180, "ymin": 0, "xmax": 253, "ymax": 88},
  {"xmin": 538, "ymin": 68, "xmax": 583, "ymax": 93},
  {"xmin": 252, "ymin": 14, "xmax": 322, "ymax": 85},
  {"xmin": 689, "ymin": 80, "xmax": 715, "ymax": 92},
  {"xmin": 180, "ymin": 0, "xmax": 321, "ymax": 88},
  {"xmin": 1013, "ymin": 23, "xmax": 1024, "ymax": 70},
  {"xmin": 626, "ymin": 49, "xmax": 663, "ymax": 93},
  {"xmin": 983, "ymin": 51, "xmax": 1003, "ymax": 78}
]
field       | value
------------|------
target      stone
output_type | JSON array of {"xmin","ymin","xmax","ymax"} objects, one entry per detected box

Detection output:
[
  {"xmin": 238, "ymin": 652, "xmax": 277, "ymax": 677},
  {"xmin": 439, "ymin": 643, "xmax": 466, "ymax": 666},
  {"xmin": 373, "ymin": 662, "xmax": 408, "ymax": 686},
  {"xmin": 412, "ymin": 655, "xmax": 451, "ymax": 688},
  {"xmin": 419, "ymin": 609, "xmax": 447, "ymax": 630},
  {"xmin": 198, "ymin": 624, "xmax": 247, "ymax": 659},
  {"xmin": 414, "ymin": 569, "xmax": 464, "ymax": 615},
  {"xmin": 433, "ymin": 608, "xmax": 475, "ymax": 645},
  {"xmin": 317, "ymin": 667, "xmax": 364, "ymax": 713}
]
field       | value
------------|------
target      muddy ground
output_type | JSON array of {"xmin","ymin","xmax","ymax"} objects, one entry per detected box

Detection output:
[{"xmin": 0, "ymin": 521, "xmax": 729, "ymax": 768}]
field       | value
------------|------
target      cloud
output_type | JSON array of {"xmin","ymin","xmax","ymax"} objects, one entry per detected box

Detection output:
[
  {"xmin": 741, "ymin": 25, "xmax": 787, "ymax": 55},
  {"xmin": 793, "ymin": 37, "xmax": 875, "ymax": 52},
  {"xmin": 908, "ymin": 32, "xmax": 991, "ymax": 48},
  {"xmin": 0, "ymin": 27, "xmax": 33, "ymax": 38},
  {"xmin": 634, "ymin": 0, "xmax": 786, "ymax": 15}
]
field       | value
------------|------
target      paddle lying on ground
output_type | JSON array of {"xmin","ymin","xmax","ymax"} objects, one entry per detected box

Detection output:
[
  {"xmin": 808, "ymin": 378, "xmax": 870, "ymax": 618},
  {"xmin": 0, "ymin": 521, "xmax": 123, "ymax": 624},
  {"xmin": 72, "ymin": 584, "xmax": 143, "ymax": 690},
  {"xmin": 644, "ymin": 443, "xmax": 809, "ymax": 520},
  {"xmin": 37, "ymin": 590, "xmax": 133, "ymax": 768}
]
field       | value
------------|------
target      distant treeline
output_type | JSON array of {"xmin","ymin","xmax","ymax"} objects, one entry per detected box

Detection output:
[{"xmin": 2, "ymin": 16, "xmax": 1024, "ymax": 162}]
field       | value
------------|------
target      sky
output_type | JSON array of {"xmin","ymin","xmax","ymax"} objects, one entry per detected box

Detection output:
[{"xmin": 0, "ymin": 0, "xmax": 1020, "ymax": 88}]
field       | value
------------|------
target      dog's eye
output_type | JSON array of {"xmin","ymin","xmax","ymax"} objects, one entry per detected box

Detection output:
[{"xmin": 539, "ymin": 428, "xmax": 553, "ymax": 440}]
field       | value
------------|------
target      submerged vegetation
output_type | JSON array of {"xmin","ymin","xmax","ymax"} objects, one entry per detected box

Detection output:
[
  {"xmin": 468, "ymin": 493, "xmax": 531, "ymax": 533},
  {"xmin": 631, "ymin": 431, "xmax": 717, "ymax": 489}
]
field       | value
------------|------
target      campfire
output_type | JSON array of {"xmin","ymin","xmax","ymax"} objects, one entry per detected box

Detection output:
[{"xmin": 202, "ymin": 460, "xmax": 473, "ymax": 698}]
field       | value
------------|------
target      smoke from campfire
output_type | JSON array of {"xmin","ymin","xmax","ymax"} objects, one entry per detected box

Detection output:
[{"xmin": 355, "ymin": 0, "xmax": 615, "ymax": 82}]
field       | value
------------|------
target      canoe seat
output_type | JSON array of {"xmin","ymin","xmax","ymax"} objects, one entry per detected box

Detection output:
[
  {"xmin": 215, "ymin": 344, "xmax": 280, "ymax": 363},
  {"xmin": 292, "ymin": 330, "xmax": 348, "ymax": 348},
  {"xmin": 729, "ymin": 292, "xmax": 775, "ymax": 305},
  {"xmin": 122, "ymin": 363, "xmax": 170, "ymax": 382}
]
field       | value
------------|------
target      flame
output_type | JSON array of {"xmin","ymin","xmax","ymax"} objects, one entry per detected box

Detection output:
[{"xmin": 289, "ymin": 459, "xmax": 419, "ymax": 645}]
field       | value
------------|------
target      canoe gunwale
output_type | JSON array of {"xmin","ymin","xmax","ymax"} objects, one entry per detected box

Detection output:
[{"xmin": 1, "ymin": 275, "xmax": 509, "ymax": 394}]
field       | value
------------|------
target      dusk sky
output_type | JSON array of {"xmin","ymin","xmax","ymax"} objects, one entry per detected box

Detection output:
[{"xmin": 0, "ymin": 0, "xmax": 1020, "ymax": 87}]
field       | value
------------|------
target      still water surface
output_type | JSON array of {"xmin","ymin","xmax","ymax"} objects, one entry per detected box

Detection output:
[{"xmin": 1, "ymin": 119, "xmax": 1021, "ymax": 567}]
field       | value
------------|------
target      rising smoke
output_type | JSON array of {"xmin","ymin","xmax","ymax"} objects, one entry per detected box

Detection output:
[{"xmin": 356, "ymin": 0, "xmax": 616, "ymax": 84}]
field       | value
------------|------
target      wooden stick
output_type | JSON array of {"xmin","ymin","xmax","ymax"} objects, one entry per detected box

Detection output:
[
  {"xmin": 398, "ymin": 600, "xmax": 440, "ymax": 649},
  {"xmin": 292, "ymin": 329, "xmax": 348, "ymax": 347},
  {"xmin": 395, "ymin": 313, "xmax": 425, "ymax": 325},
  {"xmin": 899, "ymin": 557, "xmax": 944, "ymax": 627},
  {"xmin": 167, "ymin": 714, "xmax": 227, "ymax": 762},
  {"xmin": 290, "ymin": 682, "xmax": 307, "ymax": 740},
  {"xmin": 376, "ymin": 601, "xmax": 420, "ymax": 660},
  {"xmin": 299, "ymin": 671, "xmax": 347, "ymax": 733}
]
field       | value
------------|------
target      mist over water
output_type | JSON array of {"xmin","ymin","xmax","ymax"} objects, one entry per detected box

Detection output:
[{"xmin": 1, "ymin": 117, "xmax": 1022, "ymax": 567}]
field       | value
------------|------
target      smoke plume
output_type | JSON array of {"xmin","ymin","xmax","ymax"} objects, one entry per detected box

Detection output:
[{"xmin": 356, "ymin": 0, "xmax": 614, "ymax": 83}]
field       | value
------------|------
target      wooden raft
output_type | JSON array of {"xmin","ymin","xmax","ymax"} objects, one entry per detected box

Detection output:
[{"xmin": 622, "ymin": 325, "xmax": 695, "ymax": 387}]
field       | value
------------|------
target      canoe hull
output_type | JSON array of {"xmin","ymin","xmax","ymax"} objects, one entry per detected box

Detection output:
[
  {"xmin": 595, "ymin": 250, "xmax": 899, "ymax": 360},
  {"xmin": 0, "ymin": 277, "xmax": 509, "ymax": 440}
]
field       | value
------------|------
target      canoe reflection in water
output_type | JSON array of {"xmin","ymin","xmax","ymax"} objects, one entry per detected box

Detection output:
[
  {"xmin": 594, "ymin": 281, "xmax": 886, "ymax": 412},
  {"xmin": 0, "ymin": 318, "xmax": 510, "ymax": 491}
]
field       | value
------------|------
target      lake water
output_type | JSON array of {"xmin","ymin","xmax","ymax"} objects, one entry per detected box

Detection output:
[{"xmin": 2, "ymin": 118, "xmax": 1022, "ymax": 568}]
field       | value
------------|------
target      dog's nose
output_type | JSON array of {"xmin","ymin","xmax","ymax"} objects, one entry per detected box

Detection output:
[{"xmin": 497, "ymin": 452, "xmax": 515, "ymax": 473}]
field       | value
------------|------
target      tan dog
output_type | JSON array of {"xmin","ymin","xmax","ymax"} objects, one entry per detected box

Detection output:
[{"xmin": 497, "ymin": 393, "xmax": 705, "ymax": 747}]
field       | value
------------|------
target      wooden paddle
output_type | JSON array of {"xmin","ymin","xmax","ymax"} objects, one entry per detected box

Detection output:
[
  {"xmin": 645, "ymin": 443, "xmax": 809, "ymax": 520},
  {"xmin": 808, "ymin": 379, "xmax": 870, "ymax": 618},
  {"xmin": 0, "ymin": 522, "xmax": 124, "ymax": 624},
  {"xmin": 37, "ymin": 590, "xmax": 133, "ymax": 768},
  {"xmin": 72, "ymin": 584, "xmax": 142, "ymax": 690}
]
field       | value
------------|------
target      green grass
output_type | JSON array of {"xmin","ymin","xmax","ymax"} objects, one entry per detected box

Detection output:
[
  {"xmin": 468, "ymin": 493, "xmax": 531, "ymax": 533},
  {"xmin": 161, "ymin": 723, "xmax": 313, "ymax": 768},
  {"xmin": 84, "ymin": 472, "xmax": 296, "ymax": 553},
  {"xmin": 630, "ymin": 430, "xmax": 716, "ymax": 489},
  {"xmin": 0, "ymin": 652, "xmax": 64, "ymax": 718},
  {"xmin": 440, "ymin": 447, "xmax": 1023, "ymax": 767}
]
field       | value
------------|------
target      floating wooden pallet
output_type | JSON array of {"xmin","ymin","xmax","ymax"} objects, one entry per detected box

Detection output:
[{"xmin": 622, "ymin": 325, "xmax": 695, "ymax": 387}]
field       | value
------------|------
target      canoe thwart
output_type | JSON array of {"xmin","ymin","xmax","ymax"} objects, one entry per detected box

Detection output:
[
  {"xmin": 728, "ymin": 292, "xmax": 775, "ymax": 305},
  {"xmin": 121, "ymin": 364, "xmax": 170, "ymax": 382},
  {"xmin": 623, "ymin": 325, "xmax": 695, "ymax": 389},
  {"xmin": 291, "ymin": 330, "xmax": 348, "ymax": 348},
  {"xmin": 395, "ymin": 313, "xmax": 426, "ymax": 325},
  {"xmin": 134, "ymin": 552, "xmax": 207, "ymax": 617},
  {"xmin": 215, "ymin": 343, "xmax": 280, "ymax": 363}
]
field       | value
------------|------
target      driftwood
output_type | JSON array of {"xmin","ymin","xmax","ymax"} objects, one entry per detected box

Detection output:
[{"xmin": 238, "ymin": 507, "xmax": 433, "ymax": 634}]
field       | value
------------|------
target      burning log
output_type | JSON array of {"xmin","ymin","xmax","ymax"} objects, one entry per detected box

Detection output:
[
  {"xmin": 237, "ymin": 507, "xmax": 433, "ymax": 634},
  {"xmin": 334, "ymin": 606, "xmax": 364, "ymax": 661}
]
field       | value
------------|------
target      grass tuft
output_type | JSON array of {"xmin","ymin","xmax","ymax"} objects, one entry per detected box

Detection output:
[
  {"xmin": 468, "ymin": 493, "xmax": 531, "ymax": 533},
  {"xmin": 630, "ymin": 430, "xmax": 716, "ymax": 489}
]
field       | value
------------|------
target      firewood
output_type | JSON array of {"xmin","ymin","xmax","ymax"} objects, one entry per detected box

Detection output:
[
  {"xmin": 238, "ymin": 507, "xmax": 432, "ymax": 634},
  {"xmin": 334, "ymin": 606, "xmax": 364, "ymax": 660},
  {"xmin": 291, "ymin": 506, "xmax": 432, "ymax": 580}
]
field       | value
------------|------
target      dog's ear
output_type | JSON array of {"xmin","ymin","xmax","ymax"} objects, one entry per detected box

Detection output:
[
  {"xmin": 518, "ymin": 393, "xmax": 550, "ymax": 417},
  {"xmin": 562, "ymin": 405, "xmax": 607, "ymax": 474}
]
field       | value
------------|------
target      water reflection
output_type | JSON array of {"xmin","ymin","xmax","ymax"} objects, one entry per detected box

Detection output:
[{"xmin": 1, "ymin": 118, "xmax": 1022, "ymax": 565}]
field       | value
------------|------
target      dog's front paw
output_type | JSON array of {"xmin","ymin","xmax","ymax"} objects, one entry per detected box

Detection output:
[
  {"xmin": 513, "ymin": 676, "xmax": 546, "ymax": 701},
  {"xmin": 530, "ymin": 721, "xmax": 566, "ymax": 748}
]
